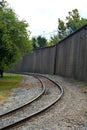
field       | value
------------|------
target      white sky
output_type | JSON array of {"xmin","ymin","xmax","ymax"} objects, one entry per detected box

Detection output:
[{"xmin": 7, "ymin": 0, "xmax": 87, "ymax": 39}]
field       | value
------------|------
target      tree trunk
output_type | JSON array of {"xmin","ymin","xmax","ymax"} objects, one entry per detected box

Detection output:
[{"xmin": 0, "ymin": 70, "xmax": 3, "ymax": 78}]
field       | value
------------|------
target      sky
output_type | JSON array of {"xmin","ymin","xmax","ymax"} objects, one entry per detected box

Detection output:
[{"xmin": 7, "ymin": 0, "xmax": 87, "ymax": 39}]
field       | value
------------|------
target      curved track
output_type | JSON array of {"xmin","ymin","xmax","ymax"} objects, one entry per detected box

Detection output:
[
  {"xmin": 0, "ymin": 75, "xmax": 45, "ymax": 117},
  {"xmin": 0, "ymin": 73, "xmax": 63, "ymax": 130}
]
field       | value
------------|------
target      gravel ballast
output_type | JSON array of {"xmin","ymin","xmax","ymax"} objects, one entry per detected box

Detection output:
[
  {"xmin": 0, "ymin": 75, "xmax": 42, "ymax": 115},
  {"xmin": 0, "ymin": 75, "xmax": 61, "ymax": 129},
  {"xmin": 0, "ymin": 74, "xmax": 87, "ymax": 130}
]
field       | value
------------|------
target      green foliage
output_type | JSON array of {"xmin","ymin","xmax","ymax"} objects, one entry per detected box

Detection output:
[
  {"xmin": 32, "ymin": 37, "xmax": 38, "ymax": 49},
  {"xmin": 49, "ymin": 9, "xmax": 87, "ymax": 45},
  {"xmin": 57, "ymin": 9, "xmax": 87, "ymax": 41},
  {"xmin": 66, "ymin": 9, "xmax": 87, "ymax": 31},
  {"xmin": 49, "ymin": 35, "xmax": 60, "ymax": 45},
  {"xmin": 32, "ymin": 36, "xmax": 47, "ymax": 48},
  {"xmin": 37, "ymin": 36, "xmax": 47, "ymax": 48},
  {"xmin": 0, "ymin": 0, "xmax": 32, "ymax": 76},
  {"xmin": 47, "ymin": 41, "xmax": 53, "ymax": 46},
  {"xmin": 58, "ymin": 18, "xmax": 66, "ymax": 40}
]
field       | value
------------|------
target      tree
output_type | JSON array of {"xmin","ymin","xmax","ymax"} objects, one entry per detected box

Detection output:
[
  {"xmin": 32, "ymin": 36, "xmax": 47, "ymax": 49},
  {"xmin": 31, "ymin": 37, "xmax": 38, "ymax": 49},
  {"xmin": 66, "ymin": 9, "xmax": 87, "ymax": 32},
  {"xmin": 49, "ymin": 35, "xmax": 60, "ymax": 45},
  {"xmin": 58, "ymin": 18, "xmax": 66, "ymax": 40},
  {"xmin": 0, "ymin": 0, "xmax": 32, "ymax": 77},
  {"xmin": 37, "ymin": 36, "xmax": 47, "ymax": 48},
  {"xmin": 57, "ymin": 9, "xmax": 87, "ymax": 41},
  {"xmin": 49, "ymin": 9, "xmax": 87, "ymax": 45}
]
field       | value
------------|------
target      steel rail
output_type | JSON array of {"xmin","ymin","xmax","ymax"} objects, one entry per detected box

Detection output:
[
  {"xmin": 0, "ymin": 75, "xmax": 46, "ymax": 118},
  {"xmin": 0, "ymin": 73, "xmax": 64, "ymax": 130}
]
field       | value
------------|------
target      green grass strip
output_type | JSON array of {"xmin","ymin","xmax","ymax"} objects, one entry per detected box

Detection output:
[{"xmin": 0, "ymin": 73, "xmax": 23, "ymax": 103}]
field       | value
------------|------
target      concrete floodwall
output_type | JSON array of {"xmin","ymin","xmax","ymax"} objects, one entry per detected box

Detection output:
[
  {"xmin": 10, "ymin": 25, "xmax": 87, "ymax": 81},
  {"xmin": 11, "ymin": 45, "xmax": 56, "ymax": 74},
  {"xmin": 31, "ymin": 46, "xmax": 56, "ymax": 74},
  {"xmin": 55, "ymin": 25, "xmax": 87, "ymax": 80}
]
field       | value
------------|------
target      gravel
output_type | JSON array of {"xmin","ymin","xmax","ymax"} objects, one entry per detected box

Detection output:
[
  {"xmin": 0, "ymin": 75, "xmax": 42, "ymax": 115},
  {"xmin": 0, "ymin": 74, "xmax": 87, "ymax": 130},
  {"xmin": 0, "ymin": 76, "xmax": 60, "ymax": 129}
]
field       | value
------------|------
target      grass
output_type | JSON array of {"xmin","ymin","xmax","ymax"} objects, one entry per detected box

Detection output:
[{"xmin": 0, "ymin": 73, "xmax": 23, "ymax": 103}]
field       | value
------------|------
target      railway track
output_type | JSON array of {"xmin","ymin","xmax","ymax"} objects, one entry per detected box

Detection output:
[
  {"xmin": 0, "ymin": 75, "xmax": 45, "ymax": 117},
  {"xmin": 0, "ymin": 73, "xmax": 63, "ymax": 130}
]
